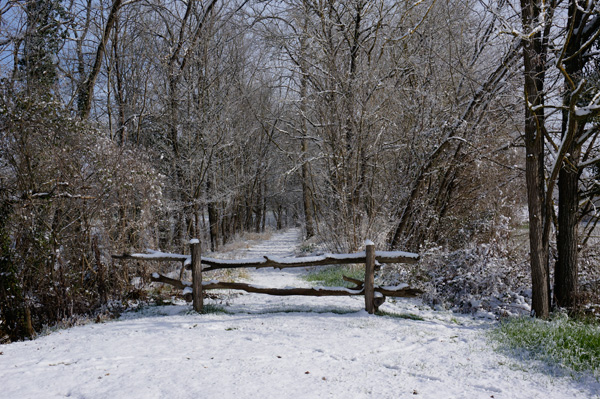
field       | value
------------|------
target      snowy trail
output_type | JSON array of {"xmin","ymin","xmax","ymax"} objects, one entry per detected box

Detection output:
[
  {"xmin": 1, "ymin": 228, "xmax": 599, "ymax": 399},
  {"xmin": 230, "ymin": 228, "xmax": 315, "ymax": 291}
]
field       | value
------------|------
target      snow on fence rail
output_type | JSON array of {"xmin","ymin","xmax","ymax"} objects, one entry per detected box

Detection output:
[{"xmin": 112, "ymin": 240, "xmax": 420, "ymax": 314}]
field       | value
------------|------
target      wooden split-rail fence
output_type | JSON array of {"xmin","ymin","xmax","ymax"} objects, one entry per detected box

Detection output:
[{"xmin": 113, "ymin": 239, "xmax": 421, "ymax": 314}]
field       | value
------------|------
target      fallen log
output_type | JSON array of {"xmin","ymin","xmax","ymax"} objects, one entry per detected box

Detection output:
[
  {"xmin": 114, "ymin": 250, "xmax": 418, "ymax": 271},
  {"xmin": 376, "ymin": 284, "xmax": 423, "ymax": 297},
  {"xmin": 149, "ymin": 273, "xmax": 421, "ymax": 298},
  {"xmin": 342, "ymin": 275, "xmax": 364, "ymax": 288},
  {"xmin": 202, "ymin": 281, "xmax": 363, "ymax": 296},
  {"xmin": 150, "ymin": 273, "xmax": 191, "ymax": 290},
  {"xmin": 200, "ymin": 251, "xmax": 417, "ymax": 272},
  {"xmin": 113, "ymin": 250, "xmax": 189, "ymax": 263},
  {"xmin": 200, "ymin": 255, "xmax": 359, "ymax": 271}
]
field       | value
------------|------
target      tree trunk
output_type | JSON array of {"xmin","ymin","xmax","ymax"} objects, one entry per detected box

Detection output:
[
  {"xmin": 299, "ymin": 3, "xmax": 315, "ymax": 239},
  {"xmin": 111, "ymin": 15, "xmax": 126, "ymax": 145},
  {"xmin": 167, "ymin": 73, "xmax": 188, "ymax": 252},
  {"xmin": 556, "ymin": 157, "xmax": 579, "ymax": 309},
  {"xmin": 301, "ymin": 137, "xmax": 315, "ymax": 238},
  {"xmin": 207, "ymin": 179, "xmax": 219, "ymax": 252},
  {"xmin": 553, "ymin": 0, "xmax": 599, "ymax": 311},
  {"xmin": 78, "ymin": 0, "xmax": 123, "ymax": 119},
  {"xmin": 521, "ymin": 0, "xmax": 551, "ymax": 319},
  {"xmin": 525, "ymin": 129, "xmax": 550, "ymax": 319}
]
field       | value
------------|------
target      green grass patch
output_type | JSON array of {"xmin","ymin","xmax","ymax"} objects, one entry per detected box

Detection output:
[
  {"xmin": 303, "ymin": 265, "xmax": 365, "ymax": 287},
  {"xmin": 376, "ymin": 310, "xmax": 425, "ymax": 321},
  {"xmin": 490, "ymin": 315, "xmax": 600, "ymax": 377}
]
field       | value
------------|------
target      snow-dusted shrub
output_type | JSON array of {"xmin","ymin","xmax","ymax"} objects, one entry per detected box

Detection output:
[
  {"xmin": 0, "ymin": 94, "xmax": 162, "ymax": 341},
  {"xmin": 378, "ymin": 217, "xmax": 533, "ymax": 317},
  {"xmin": 578, "ymin": 244, "xmax": 600, "ymax": 317}
]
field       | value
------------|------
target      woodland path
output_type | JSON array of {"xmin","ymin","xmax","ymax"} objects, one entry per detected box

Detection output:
[{"xmin": 0, "ymin": 229, "xmax": 598, "ymax": 398}]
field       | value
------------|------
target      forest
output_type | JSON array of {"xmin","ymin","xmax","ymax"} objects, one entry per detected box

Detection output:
[{"xmin": 0, "ymin": 0, "xmax": 599, "ymax": 342}]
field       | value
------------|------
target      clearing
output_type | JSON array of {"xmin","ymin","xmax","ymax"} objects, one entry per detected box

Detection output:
[{"xmin": 1, "ymin": 229, "xmax": 598, "ymax": 398}]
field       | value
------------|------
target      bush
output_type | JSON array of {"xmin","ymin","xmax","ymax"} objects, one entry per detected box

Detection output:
[
  {"xmin": 379, "ymin": 240, "xmax": 532, "ymax": 317},
  {"xmin": 0, "ymin": 93, "xmax": 162, "ymax": 341}
]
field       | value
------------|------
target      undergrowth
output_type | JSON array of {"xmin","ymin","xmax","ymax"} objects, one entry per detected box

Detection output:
[
  {"xmin": 303, "ymin": 265, "xmax": 365, "ymax": 287},
  {"xmin": 490, "ymin": 314, "xmax": 600, "ymax": 378}
]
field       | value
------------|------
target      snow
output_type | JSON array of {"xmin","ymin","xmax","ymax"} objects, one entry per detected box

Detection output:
[
  {"xmin": 327, "ymin": 252, "xmax": 366, "ymax": 260},
  {"xmin": 380, "ymin": 283, "xmax": 409, "ymax": 291},
  {"xmin": 575, "ymin": 105, "xmax": 600, "ymax": 117},
  {"xmin": 189, "ymin": 238, "xmax": 200, "ymax": 244},
  {"xmin": 1, "ymin": 229, "xmax": 598, "ymax": 399},
  {"xmin": 364, "ymin": 239, "xmax": 375, "ymax": 246},
  {"xmin": 313, "ymin": 286, "xmax": 363, "ymax": 294},
  {"xmin": 266, "ymin": 255, "xmax": 326, "ymax": 264},
  {"xmin": 131, "ymin": 249, "xmax": 189, "ymax": 261},
  {"xmin": 376, "ymin": 250, "xmax": 419, "ymax": 259}
]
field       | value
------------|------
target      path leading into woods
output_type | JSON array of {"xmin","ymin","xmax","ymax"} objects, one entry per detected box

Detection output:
[{"xmin": 1, "ymin": 229, "xmax": 599, "ymax": 399}]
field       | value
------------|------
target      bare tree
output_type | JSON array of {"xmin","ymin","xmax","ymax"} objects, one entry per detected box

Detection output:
[
  {"xmin": 513, "ymin": 0, "xmax": 600, "ymax": 317},
  {"xmin": 555, "ymin": 0, "xmax": 600, "ymax": 310}
]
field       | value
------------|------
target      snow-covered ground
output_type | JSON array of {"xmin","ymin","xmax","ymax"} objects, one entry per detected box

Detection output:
[{"xmin": 1, "ymin": 229, "xmax": 599, "ymax": 398}]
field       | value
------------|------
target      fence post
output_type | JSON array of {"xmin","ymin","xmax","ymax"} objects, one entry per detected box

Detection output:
[
  {"xmin": 365, "ymin": 240, "xmax": 375, "ymax": 314},
  {"xmin": 191, "ymin": 239, "xmax": 203, "ymax": 312}
]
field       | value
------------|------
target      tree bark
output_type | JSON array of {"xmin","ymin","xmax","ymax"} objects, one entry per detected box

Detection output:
[
  {"xmin": 556, "ymin": 157, "xmax": 579, "ymax": 309},
  {"xmin": 520, "ymin": 0, "xmax": 552, "ymax": 319},
  {"xmin": 299, "ymin": 2, "xmax": 315, "ymax": 239},
  {"xmin": 207, "ymin": 178, "xmax": 219, "ymax": 252},
  {"xmin": 78, "ymin": 0, "xmax": 123, "ymax": 119},
  {"xmin": 553, "ymin": 0, "xmax": 599, "ymax": 310},
  {"xmin": 111, "ymin": 14, "xmax": 126, "ymax": 145},
  {"xmin": 150, "ymin": 273, "xmax": 421, "ymax": 298}
]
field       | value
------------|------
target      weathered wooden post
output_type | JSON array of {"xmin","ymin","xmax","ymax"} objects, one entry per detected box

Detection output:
[
  {"xmin": 190, "ymin": 238, "xmax": 203, "ymax": 312},
  {"xmin": 364, "ymin": 240, "xmax": 375, "ymax": 314}
]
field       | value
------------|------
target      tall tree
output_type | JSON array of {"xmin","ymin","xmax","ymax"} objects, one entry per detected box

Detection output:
[
  {"xmin": 19, "ymin": 0, "xmax": 66, "ymax": 96},
  {"xmin": 298, "ymin": 0, "xmax": 315, "ymax": 239},
  {"xmin": 519, "ymin": 0, "xmax": 554, "ymax": 319},
  {"xmin": 77, "ymin": 0, "xmax": 124, "ymax": 118},
  {"xmin": 516, "ymin": 0, "xmax": 600, "ymax": 317},
  {"xmin": 555, "ymin": 0, "xmax": 600, "ymax": 310}
]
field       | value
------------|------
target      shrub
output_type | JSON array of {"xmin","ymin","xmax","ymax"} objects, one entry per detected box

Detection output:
[{"xmin": 0, "ymin": 93, "xmax": 161, "ymax": 341}]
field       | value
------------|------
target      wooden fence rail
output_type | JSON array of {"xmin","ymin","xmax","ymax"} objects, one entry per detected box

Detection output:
[{"xmin": 113, "ymin": 239, "xmax": 420, "ymax": 314}]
